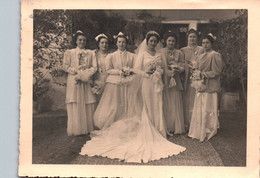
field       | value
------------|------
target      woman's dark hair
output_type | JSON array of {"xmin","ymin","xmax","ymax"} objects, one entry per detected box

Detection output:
[
  {"xmin": 187, "ymin": 29, "xmax": 199, "ymax": 38},
  {"xmin": 146, "ymin": 33, "xmax": 160, "ymax": 44},
  {"xmin": 202, "ymin": 34, "xmax": 215, "ymax": 44},
  {"xmin": 115, "ymin": 35, "xmax": 128, "ymax": 43},
  {"xmin": 164, "ymin": 31, "xmax": 178, "ymax": 46},
  {"xmin": 96, "ymin": 36, "xmax": 109, "ymax": 49},
  {"xmin": 73, "ymin": 30, "xmax": 87, "ymax": 47}
]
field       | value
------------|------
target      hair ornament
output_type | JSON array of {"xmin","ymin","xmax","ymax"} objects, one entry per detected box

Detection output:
[
  {"xmin": 208, "ymin": 33, "xmax": 217, "ymax": 41},
  {"xmin": 113, "ymin": 32, "xmax": 129, "ymax": 40},
  {"xmin": 73, "ymin": 30, "xmax": 84, "ymax": 37},
  {"xmin": 146, "ymin": 31, "xmax": 160, "ymax": 38},
  {"xmin": 95, "ymin": 33, "xmax": 108, "ymax": 41}
]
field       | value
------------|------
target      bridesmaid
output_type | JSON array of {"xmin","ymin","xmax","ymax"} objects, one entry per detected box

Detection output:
[
  {"xmin": 92, "ymin": 33, "xmax": 109, "ymax": 103},
  {"xmin": 63, "ymin": 30, "xmax": 97, "ymax": 136},
  {"xmin": 93, "ymin": 32, "xmax": 135, "ymax": 129},
  {"xmin": 180, "ymin": 29, "xmax": 204, "ymax": 131},
  {"xmin": 160, "ymin": 31, "xmax": 185, "ymax": 134},
  {"xmin": 188, "ymin": 33, "xmax": 223, "ymax": 141}
]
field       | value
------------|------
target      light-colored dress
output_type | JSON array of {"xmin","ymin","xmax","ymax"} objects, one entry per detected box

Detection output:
[
  {"xmin": 80, "ymin": 50, "xmax": 186, "ymax": 163},
  {"xmin": 63, "ymin": 47, "xmax": 97, "ymax": 136},
  {"xmin": 93, "ymin": 50, "xmax": 135, "ymax": 129},
  {"xmin": 134, "ymin": 51, "xmax": 166, "ymax": 137},
  {"xmin": 188, "ymin": 50, "xmax": 223, "ymax": 141},
  {"xmin": 180, "ymin": 46, "xmax": 204, "ymax": 130},
  {"xmin": 92, "ymin": 50, "xmax": 108, "ymax": 102},
  {"xmin": 160, "ymin": 48, "xmax": 185, "ymax": 134}
]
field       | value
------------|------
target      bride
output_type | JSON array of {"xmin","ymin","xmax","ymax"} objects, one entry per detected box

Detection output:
[{"xmin": 80, "ymin": 31, "xmax": 186, "ymax": 163}]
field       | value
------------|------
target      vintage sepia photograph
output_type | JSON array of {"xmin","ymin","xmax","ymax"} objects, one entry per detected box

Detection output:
[
  {"xmin": 19, "ymin": 0, "xmax": 259, "ymax": 177},
  {"xmin": 32, "ymin": 9, "xmax": 247, "ymax": 166}
]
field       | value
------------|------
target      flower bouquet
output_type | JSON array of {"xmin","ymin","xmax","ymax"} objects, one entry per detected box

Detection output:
[
  {"xmin": 75, "ymin": 51, "xmax": 90, "ymax": 85},
  {"xmin": 120, "ymin": 66, "xmax": 135, "ymax": 78},
  {"xmin": 90, "ymin": 80, "xmax": 105, "ymax": 95},
  {"xmin": 120, "ymin": 66, "xmax": 135, "ymax": 84},
  {"xmin": 189, "ymin": 62, "xmax": 207, "ymax": 92},
  {"xmin": 75, "ymin": 66, "xmax": 95, "ymax": 85},
  {"xmin": 145, "ymin": 60, "xmax": 157, "ymax": 75},
  {"xmin": 167, "ymin": 62, "xmax": 181, "ymax": 88},
  {"xmin": 75, "ymin": 67, "xmax": 88, "ymax": 85},
  {"xmin": 144, "ymin": 59, "xmax": 163, "ymax": 83}
]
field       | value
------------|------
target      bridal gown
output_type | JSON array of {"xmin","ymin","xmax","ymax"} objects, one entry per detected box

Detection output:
[{"xmin": 80, "ymin": 50, "xmax": 186, "ymax": 163}]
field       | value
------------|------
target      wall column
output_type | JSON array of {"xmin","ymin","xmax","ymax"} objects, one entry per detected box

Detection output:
[{"xmin": 189, "ymin": 21, "xmax": 198, "ymax": 30}]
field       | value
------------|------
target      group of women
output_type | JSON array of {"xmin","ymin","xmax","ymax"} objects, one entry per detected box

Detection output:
[{"xmin": 63, "ymin": 29, "xmax": 223, "ymax": 163}]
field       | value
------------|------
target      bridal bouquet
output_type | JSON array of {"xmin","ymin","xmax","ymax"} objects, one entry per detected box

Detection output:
[
  {"xmin": 145, "ymin": 59, "xmax": 162, "ymax": 75},
  {"xmin": 144, "ymin": 59, "xmax": 163, "ymax": 83}
]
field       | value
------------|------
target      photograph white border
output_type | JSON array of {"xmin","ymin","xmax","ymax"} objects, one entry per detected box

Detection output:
[{"xmin": 19, "ymin": 0, "xmax": 260, "ymax": 177}]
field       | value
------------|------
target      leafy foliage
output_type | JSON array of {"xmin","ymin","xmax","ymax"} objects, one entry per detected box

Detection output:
[
  {"xmin": 33, "ymin": 10, "xmax": 73, "ymax": 92},
  {"xmin": 214, "ymin": 10, "xmax": 247, "ymax": 104},
  {"xmin": 197, "ymin": 10, "xmax": 247, "ymax": 105}
]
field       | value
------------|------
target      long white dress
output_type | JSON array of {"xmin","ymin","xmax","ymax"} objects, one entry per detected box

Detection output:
[{"xmin": 80, "ymin": 50, "xmax": 186, "ymax": 163}]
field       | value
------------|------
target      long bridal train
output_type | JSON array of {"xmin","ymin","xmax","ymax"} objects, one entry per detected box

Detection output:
[
  {"xmin": 80, "ymin": 114, "xmax": 186, "ymax": 163},
  {"xmin": 80, "ymin": 64, "xmax": 186, "ymax": 163},
  {"xmin": 81, "ymin": 33, "xmax": 186, "ymax": 163}
]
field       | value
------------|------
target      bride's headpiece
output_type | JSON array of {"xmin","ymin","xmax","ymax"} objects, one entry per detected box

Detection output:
[
  {"xmin": 113, "ymin": 32, "xmax": 129, "ymax": 40},
  {"xmin": 135, "ymin": 31, "xmax": 162, "ymax": 55},
  {"xmin": 95, "ymin": 33, "xmax": 108, "ymax": 41},
  {"xmin": 145, "ymin": 31, "xmax": 160, "ymax": 39}
]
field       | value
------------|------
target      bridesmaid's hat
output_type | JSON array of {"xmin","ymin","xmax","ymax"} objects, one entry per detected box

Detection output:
[
  {"xmin": 73, "ymin": 30, "xmax": 85, "ymax": 37},
  {"xmin": 207, "ymin": 33, "xmax": 217, "ymax": 41},
  {"xmin": 95, "ymin": 33, "xmax": 108, "ymax": 41},
  {"xmin": 113, "ymin": 32, "xmax": 129, "ymax": 40},
  {"xmin": 205, "ymin": 33, "xmax": 217, "ymax": 43}
]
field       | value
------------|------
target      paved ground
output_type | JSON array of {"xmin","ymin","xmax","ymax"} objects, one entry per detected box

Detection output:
[
  {"xmin": 209, "ymin": 111, "xmax": 246, "ymax": 166},
  {"xmin": 32, "ymin": 110, "xmax": 246, "ymax": 166}
]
